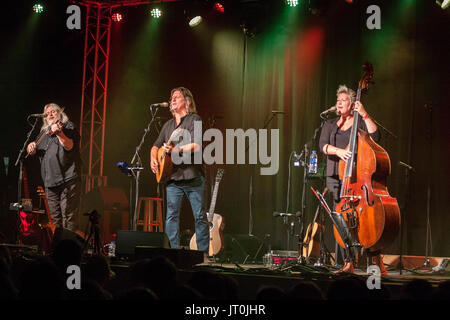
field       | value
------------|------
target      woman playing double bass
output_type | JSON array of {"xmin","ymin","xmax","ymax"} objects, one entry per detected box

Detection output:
[{"xmin": 319, "ymin": 85, "xmax": 387, "ymax": 275}]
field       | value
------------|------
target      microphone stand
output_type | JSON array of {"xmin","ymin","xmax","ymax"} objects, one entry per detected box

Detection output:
[
  {"xmin": 12, "ymin": 116, "xmax": 40, "ymax": 244},
  {"xmin": 245, "ymin": 111, "xmax": 279, "ymax": 237},
  {"xmin": 396, "ymin": 161, "xmax": 414, "ymax": 274},
  {"xmin": 128, "ymin": 106, "xmax": 161, "ymax": 231},
  {"xmin": 297, "ymin": 120, "xmax": 325, "ymax": 265}
]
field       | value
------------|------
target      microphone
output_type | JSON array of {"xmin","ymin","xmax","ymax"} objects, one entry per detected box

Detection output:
[
  {"xmin": 320, "ymin": 106, "xmax": 337, "ymax": 116},
  {"xmin": 271, "ymin": 110, "xmax": 285, "ymax": 114},
  {"xmin": 273, "ymin": 211, "xmax": 293, "ymax": 217},
  {"xmin": 28, "ymin": 113, "xmax": 47, "ymax": 118},
  {"xmin": 398, "ymin": 161, "xmax": 415, "ymax": 172},
  {"xmin": 150, "ymin": 102, "xmax": 170, "ymax": 108}
]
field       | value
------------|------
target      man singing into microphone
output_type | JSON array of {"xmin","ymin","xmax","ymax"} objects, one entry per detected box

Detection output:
[
  {"xmin": 318, "ymin": 85, "xmax": 386, "ymax": 274},
  {"xmin": 26, "ymin": 103, "xmax": 81, "ymax": 243},
  {"xmin": 150, "ymin": 87, "xmax": 210, "ymax": 261}
]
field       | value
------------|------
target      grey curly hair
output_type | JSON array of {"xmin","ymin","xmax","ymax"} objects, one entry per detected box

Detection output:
[{"xmin": 41, "ymin": 103, "xmax": 69, "ymax": 131}]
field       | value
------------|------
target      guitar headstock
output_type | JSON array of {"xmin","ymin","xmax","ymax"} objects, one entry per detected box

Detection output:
[
  {"xmin": 215, "ymin": 169, "xmax": 224, "ymax": 183},
  {"xmin": 358, "ymin": 62, "xmax": 374, "ymax": 94},
  {"xmin": 36, "ymin": 186, "xmax": 46, "ymax": 197}
]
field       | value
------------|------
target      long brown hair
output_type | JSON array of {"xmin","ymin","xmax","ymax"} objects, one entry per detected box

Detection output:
[{"xmin": 170, "ymin": 87, "xmax": 197, "ymax": 115}]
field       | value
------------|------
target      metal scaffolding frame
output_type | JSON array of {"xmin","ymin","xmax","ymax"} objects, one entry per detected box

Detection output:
[
  {"xmin": 77, "ymin": 0, "xmax": 182, "ymax": 193},
  {"xmin": 79, "ymin": 3, "xmax": 111, "ymax": 193}
]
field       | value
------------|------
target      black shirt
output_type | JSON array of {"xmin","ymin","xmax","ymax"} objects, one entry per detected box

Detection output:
[
  {"xmin": 36, "ymin": 121, "xmax": 81, "ymax": 188},
  {"xmin": 153, "ymin": 113, "xmax": 204, "ymax": 182},
  {"xmin": 319, "ymin": 117, "xmax": 381, "ymax": 177}
]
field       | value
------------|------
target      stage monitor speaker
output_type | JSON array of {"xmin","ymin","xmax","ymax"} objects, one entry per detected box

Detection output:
[
  {"xmin": 134, "ymin": 247, "xmax": 203, "ymax": 269},
  {"xmin": 221, "ymin": 234, "xmax": 267, "ymax": 264},
  {"xmin": 116, "ymin": 230, "xmax": 170, "ymax": 257}
]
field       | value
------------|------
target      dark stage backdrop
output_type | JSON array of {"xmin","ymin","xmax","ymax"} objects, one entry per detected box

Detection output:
[{"xmin": 1, "ymin": 0, "xmax": 449, "ymax": 257}]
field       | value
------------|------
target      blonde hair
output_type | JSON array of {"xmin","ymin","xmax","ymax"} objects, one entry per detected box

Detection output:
[
  {"xmin": 336, "ymin": 85, "xmax": 356, "ymax": 105},
  {"xmin": 41, "ymin": 103, "xmax": 69, "ymax": 131},
  {"xmin": 170, "ymin": 87, "xmax": 197, "ymax": 115}
]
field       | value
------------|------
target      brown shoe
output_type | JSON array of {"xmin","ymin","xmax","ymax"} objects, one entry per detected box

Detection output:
[
  {"xmin": 375, "ymin": 254, "xmax": 388, "ymax": 276},
  {"xmin": 333, "ymin": 261, "xmax": 354, "ymax": 274}
]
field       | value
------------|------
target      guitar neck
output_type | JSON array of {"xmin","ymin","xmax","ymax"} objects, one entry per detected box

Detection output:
[
  {"xmin": 208, "ymin": 181, "xmax": 220, "ymax": 214},
  {"xmin": 344, "ymin": 89, "xmax": 362, "ymax": 178}
]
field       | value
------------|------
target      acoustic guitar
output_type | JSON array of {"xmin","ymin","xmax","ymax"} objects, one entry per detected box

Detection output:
[
  {"xmin": 302, "ymin": 188, "xmax": 327, "ymax": 259},
  {"xmin": 36, "ymin": 186, "xmax": 56, "ymax": 235},
  {"xmin": 190, "ymin": 169, "xmax": 225, "ymax": 256},
  {"xmin": 154, "ymin": 127, "xmax": 184, "ymax": 183}
]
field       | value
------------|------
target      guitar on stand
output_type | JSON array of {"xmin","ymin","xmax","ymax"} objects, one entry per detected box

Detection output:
[
  {"xmin": 36, "ymin": 186, "xmax": 56, "ymax": 234},
  {"xmin": 302, "ymin": 187, "xmax": 327, "ymax": 261},
  {"xmin": 190, "ymin": 169, "xmax": 225, "ymax": 256}
]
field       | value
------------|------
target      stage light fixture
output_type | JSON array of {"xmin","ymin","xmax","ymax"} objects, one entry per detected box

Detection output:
[
  {"xmin": 151, "ymin": 8, "xmax": 163, "ymax": 18},
  {"xmin": 286, "ymin": 0, "xmax": 299, "ymax": 7},
  {"xmin": 436, "ymin": 0, "xmax": 450, "ymax": 10},
  {"xmin": 189, "ymin": 16, "xmax": 203, "ymax": 27},
  {"xmin": 214, "ymin": 2, "xmax": 225, "ymax": 13},
  {"xmin": 33, "ymin": 3, "xmax": 44, "ymax": 14},
  {"xmin": 112, "ymin": 12, "xmax": 123, "ymax": 22}
]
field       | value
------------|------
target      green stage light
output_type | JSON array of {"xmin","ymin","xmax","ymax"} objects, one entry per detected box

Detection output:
[
  {"xmin": 286, "ymin": 0, "xmax": 299, "ymax": 7},
  {"xmin": 33, "ymin": 3, "xmax": 44, "ymax": 14},
  {"xmin": 151, "ymin": 8, "xmax": 163, "ymax": 18}
]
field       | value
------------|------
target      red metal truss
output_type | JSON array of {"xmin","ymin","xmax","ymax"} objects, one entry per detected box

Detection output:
[
  {"xmin": 77, "ymin": 0, "xmax": 183, "ymax": 193},
  {"xmin": 79, "ymin": 4, "xmax": 112, "ymax": 193}
]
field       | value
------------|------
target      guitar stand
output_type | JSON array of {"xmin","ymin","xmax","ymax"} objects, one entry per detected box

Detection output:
[{"xmin": 315, "ymin": 209, "xmax": 334, "ymax": 268}]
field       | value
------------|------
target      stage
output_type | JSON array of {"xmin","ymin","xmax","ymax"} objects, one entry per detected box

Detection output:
[{"xmin": 105, "ymin": 253, "xmax": 450, "ymax": 300}]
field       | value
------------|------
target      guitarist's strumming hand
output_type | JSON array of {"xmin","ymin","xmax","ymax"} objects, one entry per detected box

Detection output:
[
  {"xmin": 163, "ymin": 142, "xmax": 180, "ymax": 154},
  {"xmin": 150, "ymin": 143, "xmax": 181, "ymax": 174}
]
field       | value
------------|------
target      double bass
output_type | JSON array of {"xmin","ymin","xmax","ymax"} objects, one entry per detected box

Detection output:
[{"xmin": 333, "ymin": 62, "xmax": 400, "ymax": 253}]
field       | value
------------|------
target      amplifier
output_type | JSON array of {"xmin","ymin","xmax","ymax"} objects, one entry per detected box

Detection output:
[{"xmin": 263, "ymin": 250, "xmax": 298, "ymax": 268}]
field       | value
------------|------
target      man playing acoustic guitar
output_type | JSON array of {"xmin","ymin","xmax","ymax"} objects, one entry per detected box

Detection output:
[{"xmin": 150, "ymin": 87, "xmax": 210, "ymax": 261}]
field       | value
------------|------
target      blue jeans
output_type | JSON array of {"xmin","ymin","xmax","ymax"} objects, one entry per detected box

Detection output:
[{"xmin": 165, "ymin": 176, "xmax": 209, "ymax": 253}]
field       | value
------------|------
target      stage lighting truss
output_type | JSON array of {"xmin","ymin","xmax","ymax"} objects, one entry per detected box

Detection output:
[{"xmin": 286, "ymin": 0, "xmax": 299, "ymax": 7}]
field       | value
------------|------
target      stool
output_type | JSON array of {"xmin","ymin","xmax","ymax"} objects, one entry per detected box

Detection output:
[{"xmin": 136, "ymin": 197, "xmax": 164, "ymax": 232}]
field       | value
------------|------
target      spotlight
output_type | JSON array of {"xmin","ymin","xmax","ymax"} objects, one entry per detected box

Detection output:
[
  {"xmin": 33, "ymin": 3, "xmax": 44, "ymax": 14},
  {"xmin": 436, "ymin": 0, "xmax": 450, "ymax": 9},
  {"xmin": 185, "ymin": 0, "xmax": 209, "ymax": 27},
  {"xmin": 151, "ymin": 8, "xmax": 163, "ymax": 18},
  {"xmin": 286, "ymin": 0, "xmax": 299, "ymax": 7},
  {"xmin": 189, "ymin": 16, "xmax": 203, "ymax": 27},
  {"xmin": 214, "ymin": 2, "xmax": 225, "ymax": 13},
  {"xmin": 111, "ymin": 12, "xmax": 123, "ymax": 22}
]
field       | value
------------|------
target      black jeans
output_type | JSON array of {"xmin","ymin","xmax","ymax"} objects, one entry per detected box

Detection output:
[{"xmin": 46, "ymin": 179, "xmax": 81, "ymax": 232}]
